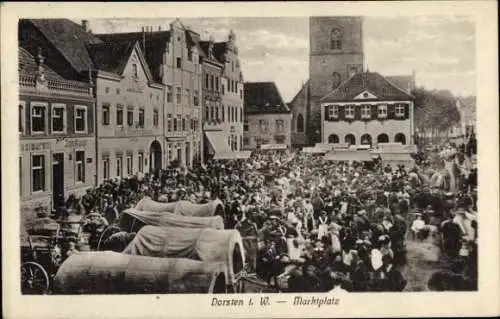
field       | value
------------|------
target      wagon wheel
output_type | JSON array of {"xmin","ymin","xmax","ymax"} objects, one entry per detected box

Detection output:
[
  {"xmin": 21, "ymin": 262, "xmax": 50, "ymax": 295},
  {"xmin": 97, "ymin": 225, "xmax": 121, "ymax": 251}
]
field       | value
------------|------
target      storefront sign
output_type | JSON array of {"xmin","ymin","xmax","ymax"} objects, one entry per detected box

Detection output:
[
  {"xmin": 20, "ymin": 142, "xmax": 51, "ymax": 152},
  {"xmin": 65, "ymin": 140, "xmax": 88, "ymax": 148}
]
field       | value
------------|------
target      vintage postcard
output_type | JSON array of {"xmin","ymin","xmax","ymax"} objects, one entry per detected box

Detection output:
[{"xmin": 1, "ymin": 1, "xmax": 499, "ymax": 318}]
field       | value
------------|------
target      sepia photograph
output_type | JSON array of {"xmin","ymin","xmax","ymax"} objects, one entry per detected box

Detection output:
[{"xmin": 2, "ymin": 1, "xmax": 499, "ymax": 318}]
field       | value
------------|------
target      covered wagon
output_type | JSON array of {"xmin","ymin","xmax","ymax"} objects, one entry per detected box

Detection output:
[
  {"xmin": 119, "ymin": 208, "xmax": 224, "ymax": 232},
  {"xmin": 97, "ymin": 207, "xmax": 225, "ymax": 251},
  {"xmin": 135, "ymin": 197, "xmax": 224, "ymax": 218},
  {"xmin": 122, "ymin": 225, "xmax": 245, "ymax": 291},
  {"xmin": 52, "ymin": 251, "xmax": 227, "ymax": 294}
]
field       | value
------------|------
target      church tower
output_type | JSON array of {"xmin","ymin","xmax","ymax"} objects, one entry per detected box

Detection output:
[{"xmin": 307, "ymin": 16, "xmax": 364, "ymax": 144}]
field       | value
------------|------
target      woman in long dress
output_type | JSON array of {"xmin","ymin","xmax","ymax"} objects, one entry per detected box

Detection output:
[{"xmin": 317, "ymin": 211, "xmax": 329, "ymax": 239}]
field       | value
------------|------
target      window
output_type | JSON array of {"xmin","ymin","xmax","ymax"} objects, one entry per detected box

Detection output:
[
  {"xmin": 194, "ymin": 90, "xmax": 199, "ymax": 106},
  {"xmin": 167, "ymin": 144, "xmax": 173, "ymax": 162},
  {"xmin": 328, "ymin": 105, "xmax": 339, "ymax": 119},
  {"xmin": 222, "ymin": 84, "xmax": 225, "ymax": 94},
  {"xmin": 153, "ymin": 109, "xmax": 159, "ymax": 127},
  {"xmin": 361, "ymin": 105, "xmax": 371, "ymax": 119},
  {"xmin": 167, "ymin": 114, "xmax": 172, "ymax": 132},
  {"xmin": 275, "ymin": 135, "xmax": 285, "ymax": 144},
  {"xmin": 173, "ymin": 116, "xmax": 178, "ymax": 131},
  {"xmin": 103, "ymin": 158, "xmax": 110, "ymax": 180},
  {"xmin": 116, "ymin": 105, "xmax": 124, "ymax": 126},
  {"xmin": 187, "ymin": 48, "xmax": 193, "ymax": 61},
  {"xmin": 215, "ymin": 106, "xmax": 219, "ymax": 120},
  {"xmin": 210, "ymin": 105, "xmax": 215, "ymax": 121},
  {"xmin": 205, "ymin": 105, "xmax": 210, "ymax": 122},
  {"xmin": 205, "ymin": 74, "xmax": 209, "ymax": 89},
  {"xmin": 276, "ymin": 119, "xmax": 284, "ymax": 133},
  {"xmin": 31, "ymin": 103, "xmax": 46, "ymax": 133},
  {"xmin": 75, "ymin": 151, "xmax": 85, "ymax": 183},
  {"xmin": 132, "ymin": 63, "xmax": 138, "ymax": 78},
  {"xmin": 138, "ymin": 108, "xmax": 145, "ymax": 127},
  {"xmin": 177, "ymin": 115, "xmax": 182, "ymax": 131},
  {"xmin": 138, "ymin": 152, "xmax": 144, "ymax": 173},
  {"xmin": 297, "ymin": 114, "xmax": 304, "ymax": 132},
  {"xmin": 166, "ymin": 86, "xmax": 173, "ymax": 103},
  {"xmin": 243, "ymin": 137, "xmax": 249, "ymax": 146},
  {"xmin": 182, "ymin": 118, "xmax": 186, "ymax": 131},
  {"xmin": 345, "ymin": 105, "xmax": 355, "ymax": 119},
  {"xmin": 215, "ymin": 76, "xmax": 219, "ymax": 91},
  {"xmin": 239, "ymin": 89, "xmax": 243, "ymax": 99},
  {"xmin": 331, "ymin": 28, "xmax": 343, "ymax": 50},
  {"xmin": 176, "ymin": 87, "xmax": 181, "ymax": 104},
  {"xmin": 176, "ymin": 57, "xmax": 182, "ymax": 68},
  {"xmin": 116, "ymin": 156, "xmax": 123, "ymax": 177},
  {"xmin": 116, "ymin": 88, "xmax": 120, "ymax": 95},
  {"xmin": 185, "ymin": 89, "xmax": 190, "ymax": 106},
  {"xmin": 52, "ymin": 104, "xmax": 65, "ymax": 133},
  {"xmin": 210, "ymin": 75, "xmax": 214, "ymax": 90},
  {"xmin": 19, "ymin": 157, "xmax": 22, "ymax": 195},
  {"xmin": 127, "ymin": 108, "xmax": 134, "ymax": 126},
  {"xmin": 221, "ymin": 105, "xmax": 225, "ymax": 122},
  {"xmin": 126, "ymin": 154, "xmax": 133, "ymax": 176},
  {"xmin": 105, "ymin": 87, "xmax": 110, "ymax": 94},
  {"xmin": 75, "ymin": 106, "xmax": 87, "ymax": 133},
  {"xmin": 31, "ymin": 154, "xmax": 45, "ymax": 192},
  {"xmin": 395, "ymin": 104, "xmax": 405, "ymax": 117},
  {"xmin": 102, "ymin": 104, "xmax": 110, "ymax": 125},
  {"xmin": 259, "ymin": 119, "xmax": 268, "ymax": 133},
  {"xmin": 19, "ymin": 102, "xmax": 25, "ymax": 134},
  {"xmin": 378, "ymin": 104, "xmax": 388, "ymax": 118},
  {"xmin": 244, "ymin": 120, "xmax": 249, "ymax": 131}
]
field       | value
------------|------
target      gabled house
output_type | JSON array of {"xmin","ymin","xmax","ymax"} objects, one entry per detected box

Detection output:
[{"xmin": 243, "ymin": 82, "xmax": 292, "ymax": 150}]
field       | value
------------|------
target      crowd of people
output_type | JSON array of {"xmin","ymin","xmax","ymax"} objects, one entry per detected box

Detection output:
[{"xmin": 53, "ymin": 140, "xmax": 478, "ymax": 292}]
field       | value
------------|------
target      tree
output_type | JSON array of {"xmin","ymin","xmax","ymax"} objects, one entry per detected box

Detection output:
[{"xmin": 412, "ymin": 86, "xmax": 461, "ymax": 138}]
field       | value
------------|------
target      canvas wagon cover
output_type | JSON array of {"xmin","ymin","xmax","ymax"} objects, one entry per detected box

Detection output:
[
  {"xmin": 135, "ymin": 197, "xmax": 224, "ymax": 217},
  {"xmin": 121, "ymin": 208, "xmax": 224, "ymax": 230},
  {"xmin": 123, "ymin": 225, "xmax": 245, "ymax": 284},
  {"xmin": 52, "ymin": 251, "xmax": 224, "ymax": 294}
]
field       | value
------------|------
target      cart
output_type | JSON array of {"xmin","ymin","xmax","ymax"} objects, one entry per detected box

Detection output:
[{"xmin": 20, "ymin": 217, "xmax": 85, "ymax": 294}]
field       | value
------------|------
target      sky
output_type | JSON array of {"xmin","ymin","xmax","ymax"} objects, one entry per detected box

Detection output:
[{"xmin": 85, "ymin": 16, "xmax": 475, "ymax": 102}]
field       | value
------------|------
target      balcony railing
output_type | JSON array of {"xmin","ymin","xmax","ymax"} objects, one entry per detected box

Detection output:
[{"xmin": 19, "ymin": 75, "xmax": 92, "ymax": 97}]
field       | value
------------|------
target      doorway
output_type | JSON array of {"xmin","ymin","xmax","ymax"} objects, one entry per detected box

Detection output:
[
  {"xmin": 149, "ymin": 140, "xmax": 162, "ymax": 173},
  {"xmin": 52, "ymin": 153, "xmax": 64, "ymax": 208}
]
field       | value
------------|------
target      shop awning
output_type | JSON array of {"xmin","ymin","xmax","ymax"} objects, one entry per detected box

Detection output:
[
  {"xmin": 301, "ymin": 147, "xmax": 327, "ymax": 154},
  {"xmin": 260, "ymin": 144, "xmax": 288, "ymax": 150},
  {"xmin": 204, "ymin": 131, "xmax": 232, "ymax": 154},
  {"xmin": 213, "ymin": 151, "xmax": 252, "ymax": 160},
  {"xmin": 380, "ymin": 153, "xmax": 414, "ymax": 162},
  {"xmin": 324, "ymin": 150, "xmax": 373, "ymax": 162}
]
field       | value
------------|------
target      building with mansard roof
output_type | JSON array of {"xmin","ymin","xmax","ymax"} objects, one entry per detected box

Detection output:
[
  {"xmin": 243, "ymin": 82, "xmax": 292, "ymax": 150},
  {"xmin": 320, "ymin": 71, "xmax": 415, "ymax": 147},
  {"xmin": 18, "ymin": 46, "xmax": 95, "ymax": 227}
]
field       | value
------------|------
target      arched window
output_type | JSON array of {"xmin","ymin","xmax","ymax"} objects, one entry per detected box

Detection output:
[
  {"xmin": 395, "ymin": 133, "xmax": 406, "ymax": 145},
  {"xmin": 345, "ymin": 134, "xmax": 356, "ymax": 146},
  {"xmin": 297, "ymin": 113, "xmax": 304, "ymax": 133},
  {"xmin": 331, "ymin": 28, "xmax": 343, "ymax": 50},
  {"xmin": 377, "ymin": 133, "xmax": 389, "ymax": 144},
  {"xmin": 361, "ymin": 134, "xmax": 372, "ymax": 146},
  {"xmin": 328, "ymin": 134, "xmax": 339, "ymax": 144}
]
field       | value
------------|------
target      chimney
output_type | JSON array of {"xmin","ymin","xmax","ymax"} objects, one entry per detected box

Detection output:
[{"xmin": 81, "ymin": 20, "xmax": 88, "ymax": 32}]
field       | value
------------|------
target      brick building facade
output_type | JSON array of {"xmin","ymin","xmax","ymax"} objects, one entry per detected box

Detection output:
[{"xmin": 19, "ymin": 47, "xmax": 95, "ymax": 225}]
